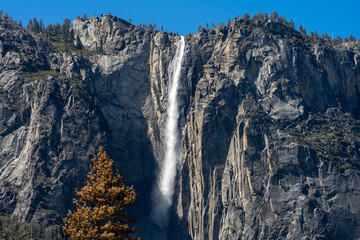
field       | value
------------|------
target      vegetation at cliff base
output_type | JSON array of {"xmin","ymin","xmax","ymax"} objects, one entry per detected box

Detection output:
[
  {"xmin": 0, "ymin": 216, "xmax": 57, "ymax": 239},
  {"xmin": 63, "ymin": 147, "xmax": 139, "ymax": 240}
]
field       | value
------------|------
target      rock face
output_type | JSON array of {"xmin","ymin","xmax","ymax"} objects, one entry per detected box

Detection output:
[{"xmin": 1, "ymin": 14, "xmax": 360, "ymax": 239}]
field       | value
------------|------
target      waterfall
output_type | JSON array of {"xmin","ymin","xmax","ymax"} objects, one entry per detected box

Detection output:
[{"xmin": 152, "ymin": 36, "xmax": 185, "ymax": 227}]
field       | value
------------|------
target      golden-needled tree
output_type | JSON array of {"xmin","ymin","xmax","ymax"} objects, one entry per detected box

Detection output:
[{"xmin": 63, "ymin": 147, "xmax": 138, "ymax": 240}]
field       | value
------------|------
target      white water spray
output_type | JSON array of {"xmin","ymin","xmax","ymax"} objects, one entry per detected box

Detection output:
[{"xmin": 152, "ymin": 36, "xmax": 185, "ymax": 227}]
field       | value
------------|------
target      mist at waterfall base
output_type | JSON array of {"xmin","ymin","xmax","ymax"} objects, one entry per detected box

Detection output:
[{"xmin": 151, "ymin": 36, "xmax": 185, "ymax": 228}]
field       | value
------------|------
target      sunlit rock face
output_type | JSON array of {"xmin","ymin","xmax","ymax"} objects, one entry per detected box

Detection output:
[{"xmin": 1, "ymin": 13, "xmax": 360, "ymax": 239}]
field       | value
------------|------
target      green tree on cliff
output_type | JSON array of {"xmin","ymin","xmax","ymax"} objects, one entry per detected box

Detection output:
[
  {"xmin": 242, "ymin": 13, "xmax": 250, "ymax": 21},
  {"xmin": 299, "ymin": 24, "xmax": 306, "ymax": 35},
  {"xmin": 270, "ymin": 11, "xmax": 278, "ymax": 22}
]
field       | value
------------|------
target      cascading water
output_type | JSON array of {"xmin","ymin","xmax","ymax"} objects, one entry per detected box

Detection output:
[{"xmin": 152, "ymin": 36, "xmax": 185, "ymax": 228}]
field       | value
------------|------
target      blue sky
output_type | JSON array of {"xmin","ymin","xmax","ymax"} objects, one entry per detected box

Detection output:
[{"xmin": 1, "ymin": 0, "xmax": 359, "ymax": 39}]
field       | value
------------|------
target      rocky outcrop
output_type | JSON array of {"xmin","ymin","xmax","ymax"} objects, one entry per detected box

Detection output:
[
  {"xmin": 0, "ymin": 14, "xmax": 360, "ymax": 239},
  {"xmin": 176, "ymin": 20, "xmax": 360, "ymax": 240}
]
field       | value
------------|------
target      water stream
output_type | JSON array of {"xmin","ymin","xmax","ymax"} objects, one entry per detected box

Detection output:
[{"xmin": 152, "ymin": 36, "xmax": 185, "ymax": 227}]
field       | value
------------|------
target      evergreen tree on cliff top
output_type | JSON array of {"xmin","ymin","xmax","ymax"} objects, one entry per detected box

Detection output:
[{"xmin": 63, "ymin": 147, "xmax": 139, "ymax": 240}]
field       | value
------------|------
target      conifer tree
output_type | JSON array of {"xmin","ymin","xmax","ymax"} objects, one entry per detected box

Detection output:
[
  {"xmin": 63, "ymin": 147, "xmax": 138, "ymax": 240},
  {"xmin": 270, "ymin": 11, "xmax": 278, "ymax": 22},
  {"xmin": 264, "ymin": 13, "xmax": 269, "ymax": 21},
  {"xmin": 32, "ymin": 18, "xmax": 40, "ymax": 33},
  {"xmin": 39, "ymin": 19, "xmax": 44, "ymax": 33},
  {"xmin": 299, "ymin": 24, "xmax": 306, "ymax": 35},
  {"xmin": 349, "ymin": 35, "xmax": 356, "ymax": 42},
  {"xmin": 258, "ymin": 11, "xmax": 265, "ymax": 21},
  {"xmin": 289, "ymin": 19, "xmax": 295, "ymax": 29},
  {"xmin": 242, "ymin": 13, "xmax": 250, "ymax": 21},
  {"xmin": 27, "ymin": 19, "xmax": 33, "ymax": 30},
  {"xmin": 148, "ymin": 23, "xmax": 153, "ymax": 31},
  {"xmin": 62, "ymin": 18, "xmax": 71, "ymax": 45},
  {"xmin": 55, "ymin": 22, "xmax": 61, "ymax": 37},
  {"xmin": 314, "ymin": 30, "xmax": 319, "ymax": 39},
  {"xmin": 322, "ymin": 32, "xmax": 331, "ymax": 41}
]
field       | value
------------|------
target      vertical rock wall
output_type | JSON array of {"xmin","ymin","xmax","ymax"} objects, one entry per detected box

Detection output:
[{"xmin": 0, "ymin": 14, "xmax": 360, "ymax": 239}]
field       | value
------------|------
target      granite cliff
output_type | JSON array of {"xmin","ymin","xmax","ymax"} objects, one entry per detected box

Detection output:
[{"xmin": 0, "ymin": 13, "xmax": 360, "ymax": 239}]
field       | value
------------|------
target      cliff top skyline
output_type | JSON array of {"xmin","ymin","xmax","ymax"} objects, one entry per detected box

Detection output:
[{"xmin": 1, "ymin": 0, "xmax": 359, "ymax": 39}]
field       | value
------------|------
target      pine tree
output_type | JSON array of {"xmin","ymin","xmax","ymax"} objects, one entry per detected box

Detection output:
[
  {"xmin": 27, "ymin": 19, "xmax": 33, "ymax": 30},
  {"xmin": 40, "ymin": 19, "xmax": 45, "ymax": 33},
  {"xmin": 32, "ymin": 18, "xmax": 40, "ymax": 33},
  {"xmin": 62, "ymin": 18, "xmax": 71, "ymax": 45},
  {"xmin": 55, "ymin": 22, "xmax": 61, "ymax": 37},
  {"xmin": 289, "ymin": 19, "xmax": 295, "ymax": 29},
  {"xmin": 0, "ymin": 216, "xmax": 47, "ymax": 239},
  {"xmin": 63, "ymin": 147, "xmax": 138, "ymax": 240},
  {"xmin": 242, "ymin": 13, "xmax": 250, "ymax": 21},
  {"xmin": 349, "ymin": 35, "xmax": 356, "ymax": 42},
  {"xmin": 277, "ymin": 16, "xmax": 285, "ymax": 24},
  {"xmin": 322, "ymin": 32, "xmax": 331, "ymax": 41},
  {"xmin": 314, "ymin": 30, "xmax": 319, "ymax": 39},
  {"xmin": 257, "ymin": 11, "xmax": 265, "ymax": 21},
  {"xmin": 264, "ymin": 13, "xmax": 269, "ymax": 21},
  {"xmin": 270, "ymin": 11, "xmax": 278, "ymax": 22},
  {"xmin": 299, "ymin": 24, "xmax": 306, "ymax": 35}
]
